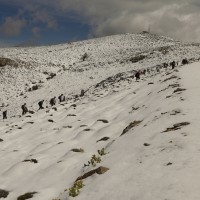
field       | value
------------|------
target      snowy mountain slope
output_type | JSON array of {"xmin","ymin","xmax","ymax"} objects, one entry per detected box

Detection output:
[
  {"xmin": 1, "ymin": 60, "xmax": 200, "ymax": 199},
  {"xmin": 1, "ymin": 33, "xmax": 200, "ymax": 117}
]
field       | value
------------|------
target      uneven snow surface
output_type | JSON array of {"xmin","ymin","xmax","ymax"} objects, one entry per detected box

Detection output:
[{"xmin": 1, "ymin": 33, "xmax": 200, "ymax": 200}]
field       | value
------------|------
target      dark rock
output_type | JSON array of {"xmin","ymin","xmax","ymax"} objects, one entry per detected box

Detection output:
[
  {"xmin": 166, "ymin": 162, "xmax": 173, "ymax": 166},
  {"xmin": 0, "ymin": 138, "xmax": 3, "ymax": 142},
  {"xmin": 63, "ymin": 125, "xmax": 72, "ymax": 128},
  {"xmin": 76, "ymin": 166, "xmax": 109, "ymax": 181},
  {"xmin": 163, "ymin": 122, "xmax": 190, "ymax": 132},
  {"xmin": 97, "ymin": 119, "xmax": 109, "ymax": 123},
  {"xmin": 0, "ymin": 189, "xmax": 9, "ymax": 198},
  {"xmin": 130, "ymin": 55, "xmax": 146, "ymax": 63},
  {"xmin": 121, "ymin": 120, "xmax": 142, "ymax": 136},
  {"xmin": 23, "ymin": 159, "xmax": 38, "ymax": 164},
  {"xmin": 97, "ymin": 137, "xmax": 110, "ymax": 143},
  {"xmin": 52, "ymin": 107, "xmax": 57, "ymax": 111},
  {"xmin": 80, "ymin": 125, "xmax": 87, "ymax": 127},
  {"xmin": 48, "ymin": 119, "xmax": 54, "ymax": 123},
  {"xmin": 0, "ymin": 57, "xmax": 15, "ymax": 67},
  {"xmin": 173, "ymin": 88, "xmax": 186, "ymax": 93},
  {"xmin": 27, "ymin": 122, "xmax": 34, "ymax": 124},
  {"xmin": 17, "ymin": 192, "xmax": 37, "ymax": 200},
  {"xmin": 71, "ymin": 148, "xmax": 84, "ymax": 153},
  {"xmin": 143, "ymin": 143, "xmax": 150, "ymax": 146},
  {"xmin": 162, "ymin": 75, "xmax": 178, "ymax": 82},
  {"xmin": 83, "ymin": 128, "xmax": 91, "ymax": 131},
  {"xmin": 57, "ymin": 142, "xmax": 64, "ymax": 145},
  {"xmin": 67, "ymin": 114, "xmax": 76, "ymax": 117}
]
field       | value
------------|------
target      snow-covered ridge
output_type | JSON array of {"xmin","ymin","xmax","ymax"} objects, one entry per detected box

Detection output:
[
  {"xmin": 1, "ymin": 33, "xmax": 200, "ymax": 200},
  {"xmin": 1, "ymin": 33, "xmax": 200, "ymax": 117}
]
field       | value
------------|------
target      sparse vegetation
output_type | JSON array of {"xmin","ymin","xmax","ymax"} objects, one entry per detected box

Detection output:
[
  {"xmin": 68, "ymin": 180, "xmax": 85, "ymax": 197},
  {"xmin": 85, "ymin": 148, "xmax": 107, "ymax": 167}
]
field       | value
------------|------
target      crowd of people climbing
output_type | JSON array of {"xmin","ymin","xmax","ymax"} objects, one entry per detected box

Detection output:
[
  {"xmin": 1, "ymin": 93, "xmax": 70, "ymax": 121},
  {"xmin": 0, "ymin": 58, "xmax": 190, "ymax": 121}
]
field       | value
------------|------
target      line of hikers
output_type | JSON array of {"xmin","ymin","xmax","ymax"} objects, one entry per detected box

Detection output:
[
  {"xmin": 1, "ymin": 58, "xmax": 189, "ymax": 120},
  {"xmin": 1, "ymin": 93, "xmax": 68, "ymax": 120}
]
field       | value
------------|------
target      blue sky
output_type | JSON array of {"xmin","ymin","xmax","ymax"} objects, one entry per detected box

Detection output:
[
  {"xmin": 0, "ymin": 0, "xmax": 200, "ymax": 47},
  {"xmin": 0, "ymin": 1, "xmax": 91, "ymax": 46}
]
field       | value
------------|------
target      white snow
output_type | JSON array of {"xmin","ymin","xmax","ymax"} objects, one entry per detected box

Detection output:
[{"xmin": 0, "ymin": 33, "xmax": 200, "ymax": 200}]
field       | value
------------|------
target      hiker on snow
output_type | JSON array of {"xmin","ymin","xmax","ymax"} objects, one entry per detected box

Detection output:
[
  {"xmin": 58, "ymin": 94, "xmax": 65, "ymax": 103},
  {"xmin": 170, "ymin": 61, "xmax": 176, "ymax": 69},
  {"xmin": 135, "ymin": 71, "xmax": 140, "ymax": 80},
  {"xmin": 21, "ymin": 103, "xmax": 28, "ymax": 115},
  {"xmin": 2, "ymin": 110, "xmax": 7, "ymax": 120},
  {"xmin": 50, "ymin": 97, "xmax": 56, "ymax": 106},
  {"xmin": 38, "ymin": 100, "xmax": 44, "ymax": 110}
]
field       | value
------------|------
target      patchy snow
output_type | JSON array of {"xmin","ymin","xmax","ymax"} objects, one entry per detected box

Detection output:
[{"xmin": 0, "ymin": 33, "xmax": 200, "ymax": 200}]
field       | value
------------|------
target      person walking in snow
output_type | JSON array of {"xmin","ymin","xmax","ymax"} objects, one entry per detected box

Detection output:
[
  {"xmin": 58, "ymin": 94, "xmax": 65, "ymax": 103},
  {"xmin": 2, "ymin": 110, "xmax": 7, "ymax": 120},
  {"xmin": 38, "ymin": 100, "xmax": 44, "ymax": 110},
  {"xmin": 50, "ymin": 97, "xmax": 56, "ymax": 106},
  {"xmin": 21, "ymin": 103, "xmax": 28, "ymax": 115},
  {"xmin": 170, "ymin": 61, "xmax": 176, "ymax": 69},
  {"xmin": 135, "ymin": 71, "xmax": 140, "ymax": 81}
]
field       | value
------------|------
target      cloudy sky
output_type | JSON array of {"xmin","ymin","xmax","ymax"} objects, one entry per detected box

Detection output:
[{"xmin": 0, "ymin": 0, "xmax": 200, "ymax": 46}]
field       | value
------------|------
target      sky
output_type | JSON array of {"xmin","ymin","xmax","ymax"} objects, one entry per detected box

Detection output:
[{"xmin": 0, "ymin": 0, "xmax": 200, "ymax": 47}]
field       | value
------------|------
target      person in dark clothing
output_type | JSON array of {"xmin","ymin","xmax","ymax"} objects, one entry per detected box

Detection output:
[
  {"xmin": 170, "ymin": 61, "xmax": 176, "ymax": 69},
  {"xmin": 135, "ymin": 71, "xmax": 140, "ymax": 80},
  {"xmin": 80, "ymin": 89, "xmax": 85, "ymax": 97},
  {"xmin": 21, "ymin": 103, "xmax": 28, "ymax": 115},
  {"xmin": 58, "ymin": 94, "xmax": 65, "ymax": 103},
  {"xmin": 50, "ymin": 97, "xmax": 56, "ymax": 106},
  {"xmin": 182, "ymin": 58, "xmax": 188, "ymax": 65},
  {"xmin": 163, "ymin": 63, "xmax": 168, "ymax": 68},
  {"xmin": 3, "ymin": 110, "xmax": 7, "ymax": 120},
  {"xmin": 38, "ymin": 100, "xmax": 44, "ymax": 110},
  {"xmin": 142, "ymin": 69, "xmax": 146, "ymax": 75}
]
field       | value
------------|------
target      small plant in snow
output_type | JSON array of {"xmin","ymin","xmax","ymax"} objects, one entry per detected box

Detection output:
[
  {"xmin": 89, "ymin": 154, "xmax": 101, "ymax": 167},
  {"xmin": 68, "ymin": 180, "xmax": 85, "ymax": 197},
  {"xmin": 98, "ymin": 148, "xmax": 106, "ymax": 156},
  {"xmin": 85, "ymin": 148, "xmax": 107, "ymax": 167}
]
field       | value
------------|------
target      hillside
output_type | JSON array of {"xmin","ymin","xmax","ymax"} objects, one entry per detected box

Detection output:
[
  {"xmin": 0, "ymin": 33, "xmax": 200, "ymax": 116},
  {"xmin": 0, "ymin": 33, "xmax": 200, "ymax": 200}
]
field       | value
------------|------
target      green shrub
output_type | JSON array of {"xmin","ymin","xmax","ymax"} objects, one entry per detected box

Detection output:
[{"xmin": 68, "ymin": 180, "xmax": 85, "ymax": 197}]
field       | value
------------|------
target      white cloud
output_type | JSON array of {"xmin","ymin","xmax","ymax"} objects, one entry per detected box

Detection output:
[{"xmin": 0, "ymin": 16, "xmax": 26, "ymax": 37}]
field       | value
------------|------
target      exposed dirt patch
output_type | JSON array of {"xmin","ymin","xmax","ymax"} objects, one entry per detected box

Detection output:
[
  {"xmin": 76, "ymin": 166, "xmax": 109, "ymax": 181},
  {"xmin": 0, "ymin": 189, "xmax": 9, "ymax": 198},
  {"xmin": 163, "ymin": 122, "xmax": 190, "ymax": 132},
  {"xmin": 97, "ymin": 137, "xmax": 110, "ymax": 143},
  {"xmin": 121, "ymin": 120, "xmax": 142, "ymax": 136},
  {"xmin": 17, "ymin": 192, "xmax": 37, "ymax": 200}
]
